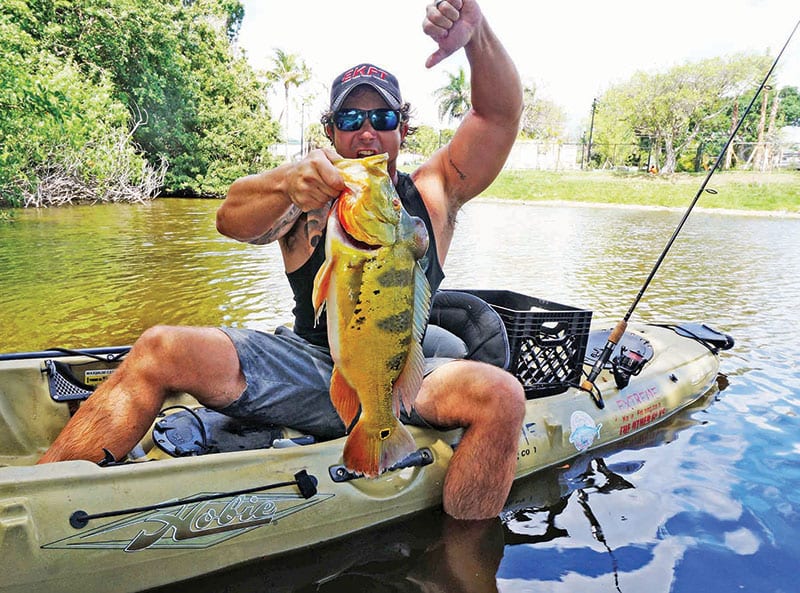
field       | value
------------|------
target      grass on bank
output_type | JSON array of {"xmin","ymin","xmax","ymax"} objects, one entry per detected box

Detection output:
[{"xmin": 481, "ymin": 170, "xmax": 800, "ymax": 213}]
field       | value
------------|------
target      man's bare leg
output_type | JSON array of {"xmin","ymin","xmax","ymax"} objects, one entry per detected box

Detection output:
[
  {"xmin": 414, "ymin": 361, "xmax": 526, "ymax": 520},
  {"xmin": 38, "ymin": 326, "xmax": 245, "ymax": 464}
]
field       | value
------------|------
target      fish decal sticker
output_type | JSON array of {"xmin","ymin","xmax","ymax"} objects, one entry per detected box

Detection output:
[{"xmin": 569, "ymin": 410, "xmax": 602, "ymax": 452}]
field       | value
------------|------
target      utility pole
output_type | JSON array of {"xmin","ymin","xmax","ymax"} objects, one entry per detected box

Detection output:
[{"xmin": 586, "ymin": 98, "xmax": 597, "ymax": 168}]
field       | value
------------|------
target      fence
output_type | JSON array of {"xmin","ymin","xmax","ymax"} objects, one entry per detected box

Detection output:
[{"xmin": 503, "ymin": 140, "xmax": 800, "ymax": 171}]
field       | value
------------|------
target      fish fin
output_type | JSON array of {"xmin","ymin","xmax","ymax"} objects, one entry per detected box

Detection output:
[
  {"xmin": 330, "ymin": 367, "xmax": 361, "ymax": 428},
  {"xmin": 343, "ymin": 417, "xmax": 416, "ymax": 478},
  {"xmin": 413, "ymin": 260, "xmax": 432, "ymax": 344},
  {"xmin": 394, "ymin": 339, "xmax": 424, "ymax": 415},
  {"xmin": 311, "ymin": 255, "xmax": 334, "ymax": 322},
  {"xmin": 394, "ymin": 262, "xmax": 432, "ymax": 413}
]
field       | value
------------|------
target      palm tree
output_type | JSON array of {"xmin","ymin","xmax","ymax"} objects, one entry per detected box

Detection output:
[
  {"xmin": 266, "ymin": 48, "xmax": 311, "ymax": 159},
  {"xmin": 434, "ymin": 67, "xmax": 471, "ymax": 123}
]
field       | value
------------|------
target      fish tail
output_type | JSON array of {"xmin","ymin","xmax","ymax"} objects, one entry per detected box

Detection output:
[{"xmin": 343, "ymin": 418, "xmax": 416, "ymax": 478}]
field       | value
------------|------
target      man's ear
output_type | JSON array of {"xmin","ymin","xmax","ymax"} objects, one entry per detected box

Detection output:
[
  {"xmin": 324, "ymin": 124, "xmax": 335, "ymax": 144},
  {"xmin": 399, "ymin": 122, "xmax": 409, "ymax": 142}
]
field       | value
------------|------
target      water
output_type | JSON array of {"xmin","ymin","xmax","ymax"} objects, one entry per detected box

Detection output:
[{"xmin": 2, "ymin": 199, "xmax": 799, "ymax": 592}]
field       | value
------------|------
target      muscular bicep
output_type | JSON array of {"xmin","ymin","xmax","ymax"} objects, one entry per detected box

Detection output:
[{"xmin": 443, "ymin": 109, "xmax": 517, "ymax": 205}]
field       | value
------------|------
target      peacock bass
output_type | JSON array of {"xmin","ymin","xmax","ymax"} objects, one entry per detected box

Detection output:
[{"xmin": 312, "ymin": 154, "xmax": 431, "ymax": 477}]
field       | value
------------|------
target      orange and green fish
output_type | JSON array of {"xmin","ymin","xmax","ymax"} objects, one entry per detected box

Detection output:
[{"xmin": 312, "ymin": 154, "xmax": 431, "ymax": 477}]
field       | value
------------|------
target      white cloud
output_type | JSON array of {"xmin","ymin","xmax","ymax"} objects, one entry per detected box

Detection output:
[{"xmin": 237, "ymin": 0, "xmax": 800, "ymax": 134}]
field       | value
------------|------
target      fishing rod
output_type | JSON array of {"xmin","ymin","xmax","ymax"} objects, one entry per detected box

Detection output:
[{"xmin": 580, "ymin": 18, "xmax": 800, "ymax": 408}]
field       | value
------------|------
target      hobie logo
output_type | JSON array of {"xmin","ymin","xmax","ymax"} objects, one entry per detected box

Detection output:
[{"xmin": 44, "ymin": 491, "xmax": 333, "ymax": 552}]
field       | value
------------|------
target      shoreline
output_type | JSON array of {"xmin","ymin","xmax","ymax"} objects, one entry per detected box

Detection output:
[{"xmin": 473, "ymin": 195, "xmax": 800, "ymax": 219}]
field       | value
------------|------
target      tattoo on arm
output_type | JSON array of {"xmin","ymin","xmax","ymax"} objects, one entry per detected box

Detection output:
[
  {"xmin": 305, "ymin": 204, "xmax": 331, "ymax": 248},
  {"xmin": 447, "ymin": 145, "xmax": 467, "ymax": 181},
  {"xmin": 248, "ymin": 204, "xmax": 302, "ymax": 245}
]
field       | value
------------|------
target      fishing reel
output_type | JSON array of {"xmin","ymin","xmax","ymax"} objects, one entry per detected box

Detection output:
[{"xmin": 610, "ymin": 346, "xmax": 647, "ymax": 390}]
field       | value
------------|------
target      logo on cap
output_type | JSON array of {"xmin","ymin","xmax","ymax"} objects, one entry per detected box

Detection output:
[{"xmin": 340, "ymin": 65, "xmax": 390, "ymax": 84}]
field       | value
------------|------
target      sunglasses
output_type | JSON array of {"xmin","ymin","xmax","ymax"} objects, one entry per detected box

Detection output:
[{"xmin": 332, "ymin": 108, "xmax": 401, "ymax": 132}]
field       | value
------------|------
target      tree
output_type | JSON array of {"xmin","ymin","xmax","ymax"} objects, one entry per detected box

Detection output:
[
  {"xmin": 0, "ymin": 3, "xmax": 160, "ymax": 206},
  {"xmin": 434, "ymin": 67, "xmax": 470, "ymax": 123},
  {"xmin": 779, "ymin": 86, "xmax": 800, "ymax": 127},
  {"xmin": 520, "ymin": 84, "xmax": 567, "ymax": 141},
  {"xmin": 1, "ymin": 0, "xmax": 281, "ymax": 201},
  {"xmin": 587, "ymin": 94, "xmax": 638, "ymax": 169},
  {"xmin": 403, "ymin": 125, "xmax": 442, "ymax": 158},
  {"xmin": 266, "ymin": 48, "xmax": 310, "ymax": 158},
  {"xmin": 594, "ymin": 53, "xmax": 773, "ymax": 173}
]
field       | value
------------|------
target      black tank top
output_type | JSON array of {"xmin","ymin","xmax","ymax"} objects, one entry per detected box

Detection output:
[{"xmin": 286, "ymin": 172, "xmax": 445, "ymax": 347}]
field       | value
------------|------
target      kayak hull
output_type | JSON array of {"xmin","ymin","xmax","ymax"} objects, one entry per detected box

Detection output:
[{"xmin": 0, "ymin": 321, "xmax": 723, "ymax": 593}]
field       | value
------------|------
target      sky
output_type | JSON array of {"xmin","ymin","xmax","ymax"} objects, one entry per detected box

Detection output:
[{"xmin": 236, "ymin": 0, "xmax": 800, "ymax": 138}]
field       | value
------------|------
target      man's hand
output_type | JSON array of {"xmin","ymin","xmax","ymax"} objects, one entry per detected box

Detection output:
[
  {"xmin": 423, "ymin": 0, "xmax": 484, "ymax": 68},
  {"xmin": 286, "ymin": 147, "xmax": 345, "ymax": 212}
]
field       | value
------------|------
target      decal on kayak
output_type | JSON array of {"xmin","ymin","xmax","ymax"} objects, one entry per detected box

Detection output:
[
  {"xmin": 83, "ymin": 368, "xmax": 114, "ymax": 386},
  {"xmin": 517, "ymin": 422, "xmax": 538, "ymax": 460},
  {"xmin": 568, "ymin": 411, "xmax": 602, "ymax": 452},
  {"xmin": 43, "ymin": 491, "xmax": 334, "ymax": 552},
  {"xmin": 615, "ymin": 385, "xmax": 659, "ymax": 410},
  {"xmin": 617, "ymin": 399, "xmax": 667, "ymax": 437}
]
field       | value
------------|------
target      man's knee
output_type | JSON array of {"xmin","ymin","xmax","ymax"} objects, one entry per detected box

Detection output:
[
  {"xmin": 482, "ymin": 366, "xmax": 526, "ymax": 423},
  {"xmin": 437, "ymin": 362, "xmax": 525, "ymax": 426},
  {"xmin": 126, "ymin": 325, "xmax": 188, "ymax": 377}
]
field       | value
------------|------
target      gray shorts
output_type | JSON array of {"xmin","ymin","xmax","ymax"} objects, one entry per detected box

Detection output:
[{"xmin": 215, "ymin": 326, "xmax": 455, "ymax": 440}]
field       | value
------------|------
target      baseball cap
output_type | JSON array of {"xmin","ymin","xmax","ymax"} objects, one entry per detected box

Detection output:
[{"xmin": 330, "ymin": 64, "xmax": 403, "ymax": 111}]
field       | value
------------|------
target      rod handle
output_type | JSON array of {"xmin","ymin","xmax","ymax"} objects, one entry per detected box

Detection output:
[{"xmin": 580, "ymin": 319, "xmax": 628, "ymax": 392}]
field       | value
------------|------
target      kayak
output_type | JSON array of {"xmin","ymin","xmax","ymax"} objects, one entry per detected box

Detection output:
[{"xmin": 0, "ymin": 290, "xmax": 732, "ymax": 593}]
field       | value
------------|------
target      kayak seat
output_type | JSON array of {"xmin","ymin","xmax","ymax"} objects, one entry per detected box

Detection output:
[{"xmin": 426, "ymin": 290, "xmax": 511, "ymax": 370}]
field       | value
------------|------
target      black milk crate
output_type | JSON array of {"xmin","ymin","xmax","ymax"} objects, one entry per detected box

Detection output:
[{"xmin": 463, "ymin": 290, "xmax": 593, "ymax": 397}]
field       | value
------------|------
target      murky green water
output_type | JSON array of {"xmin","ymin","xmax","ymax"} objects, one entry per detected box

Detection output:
[
  {"xmin": 0, "ymin": 199, "xmax": 292, "ymax": 352},
  {"xmin": 2, "ymin": 198, "xmax": 800, "ymax": 592}
]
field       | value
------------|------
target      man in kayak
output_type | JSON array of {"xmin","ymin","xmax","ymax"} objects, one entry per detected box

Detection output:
[{"xmin": 39, "ymin": 0, "xmax": 525, "ymax": 521}]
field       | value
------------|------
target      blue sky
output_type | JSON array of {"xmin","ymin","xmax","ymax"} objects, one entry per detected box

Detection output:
[{"xmin": 237, "ymin": 0, "xmax": 800, "ymax": 136}]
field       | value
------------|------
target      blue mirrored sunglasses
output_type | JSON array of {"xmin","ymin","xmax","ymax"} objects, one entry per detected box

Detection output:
[{"xmin": 332, "ymin": 108, "xmax": 401, "ymax": 132}]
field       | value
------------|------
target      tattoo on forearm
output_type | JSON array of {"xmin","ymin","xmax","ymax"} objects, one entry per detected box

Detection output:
[
  {"xmin": 306, "ymin": 204, "xmax": 331, "ymax": 248},
  {"xmin": 249, "ymin": 204, "xmax": 302, "ymax": 245}
]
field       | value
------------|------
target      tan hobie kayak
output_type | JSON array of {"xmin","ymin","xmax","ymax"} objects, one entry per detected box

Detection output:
[{"xmin": 0, "ymin": 290, "xmax": 732, "ymax": 593}]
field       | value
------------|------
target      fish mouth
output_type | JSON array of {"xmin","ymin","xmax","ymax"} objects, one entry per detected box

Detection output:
[{"xmin": 344, "ymin": 234, "xmax": 381, "ymax": 250}]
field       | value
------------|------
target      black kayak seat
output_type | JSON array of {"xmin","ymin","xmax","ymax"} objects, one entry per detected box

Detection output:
[{"xmin": 426, "ymin": 290, "xmax": 511, "ymax": 370}]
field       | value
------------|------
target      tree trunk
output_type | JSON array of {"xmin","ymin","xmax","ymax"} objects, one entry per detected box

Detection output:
[
  {"xmin": 694, "ymin": 140, "xmax": 705, "ymax": 172},
  {"xmin": 762, "ymin": 91, "xmax": 781, "ymax": 171},
  {"xmin": 751, "ymin": 89, "xmax": 769, "ymax": 170},
  {"xmin": 724, "ymin": 101, "xmax": 739, "ymax": 170},
  {"xmin": 662, "ymin": 130, "xmax": 677, "ymax": 174},
  {"xmin": 284, "ymin": 86, "xmax": 291, "ymax": 161}
]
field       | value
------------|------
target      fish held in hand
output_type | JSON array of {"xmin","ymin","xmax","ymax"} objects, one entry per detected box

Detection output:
[{"xmin": 312, "ymin": 154, "xmax": 431, "ymax": 477}]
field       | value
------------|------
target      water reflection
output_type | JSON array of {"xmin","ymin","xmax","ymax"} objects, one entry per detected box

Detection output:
[{"xmin": 150, "ymin": 508, "xmax": 504, "ymax": 593}]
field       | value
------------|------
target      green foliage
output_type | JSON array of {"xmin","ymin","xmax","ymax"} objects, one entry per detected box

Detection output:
[
  {"xmin": 0, "ymin": 8, "xmax": 153, "ymax": 206},
  {"xmin": 403, "ymin": 125, "xmax": 442, "ymax": 158},
  {"xmin": 779, "ymin": 86, "xmax": 800, "ymax": 127},
  {"xmin": 592, "ymin": 53, "xmax": 778, "ymax": 173},
  {"xmin": 1, "ymin": 0, "xmax": 281, "ymax": 204}
]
